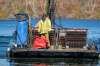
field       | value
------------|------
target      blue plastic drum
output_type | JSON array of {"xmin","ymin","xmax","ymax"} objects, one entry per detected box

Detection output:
[{"xmin": 15, "ymin": 13, "xmax": 28, "ymax": 47}]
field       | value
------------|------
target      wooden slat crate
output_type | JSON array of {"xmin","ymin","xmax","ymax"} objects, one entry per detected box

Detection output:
[{"xmin": 65, "ymin": 29, "xmax": 87, "ymax": 48}]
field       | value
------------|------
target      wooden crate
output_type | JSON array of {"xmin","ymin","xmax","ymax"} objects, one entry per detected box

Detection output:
[{"xmin": 65, "ymin": 29, "xmax": 87, "ymax": 48}]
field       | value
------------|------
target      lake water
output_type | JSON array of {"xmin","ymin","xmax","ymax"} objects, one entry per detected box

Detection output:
[{"xmin": 0, "ymin": 19, "xmax": 100, "ymax": 66}]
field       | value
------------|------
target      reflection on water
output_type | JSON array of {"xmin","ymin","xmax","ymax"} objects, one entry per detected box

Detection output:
[{"xmin": 9, "ymin": 58, "xmax": 99, "ymax": 66}]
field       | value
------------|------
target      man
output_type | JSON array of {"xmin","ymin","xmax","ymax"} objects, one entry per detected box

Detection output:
[{"xmin": 34, "ymin": 14, "xmax": 52, "ymax": 48}]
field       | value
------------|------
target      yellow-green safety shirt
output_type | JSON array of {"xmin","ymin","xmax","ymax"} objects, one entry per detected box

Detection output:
[{"xmin": 36, "ymin": 18, "xmax": 52, "ymax": 34}]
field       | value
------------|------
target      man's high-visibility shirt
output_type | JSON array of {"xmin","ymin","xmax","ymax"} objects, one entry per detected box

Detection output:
[{"xmin": 36, "ymin": 18, "xmax": 52, "ymax": 34}]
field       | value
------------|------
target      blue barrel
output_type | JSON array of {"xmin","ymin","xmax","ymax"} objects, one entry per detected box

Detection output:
[{"xmin": 15, "ymin": 13, "xmax": 28, "ymax": 47}]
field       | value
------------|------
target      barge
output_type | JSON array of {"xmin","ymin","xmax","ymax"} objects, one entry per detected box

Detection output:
[{"xmin": 7, "ymin": 13, "xmax": 99, "ymax": 59}]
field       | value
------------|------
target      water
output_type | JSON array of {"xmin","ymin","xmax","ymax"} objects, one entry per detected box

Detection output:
[{"xmin": 0, "ymin": 19, "xmax": 100, "ymax": 66}]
